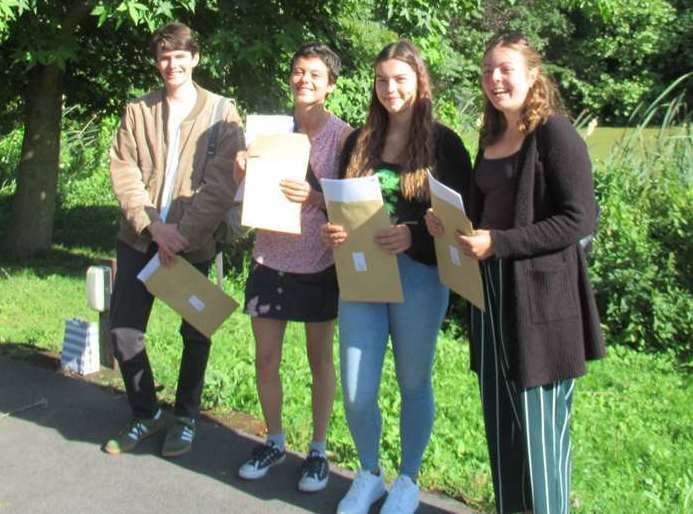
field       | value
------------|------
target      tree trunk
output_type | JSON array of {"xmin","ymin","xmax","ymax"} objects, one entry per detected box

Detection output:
[{"xmin": 3, "ymin": 64, "xmax": 63, "ymax": 258}]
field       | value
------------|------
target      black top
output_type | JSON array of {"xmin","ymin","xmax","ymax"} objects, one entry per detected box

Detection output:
[
  {"xmin": 339, "ymin": 123, "xmax": 472, "ymax": 266},
  {"xmin": 476, "ymin": 152, "xmax": 518, "ymax": 230}
]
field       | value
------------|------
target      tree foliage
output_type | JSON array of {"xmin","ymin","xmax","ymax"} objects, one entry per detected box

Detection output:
[
  {"xmin": 0, "ymin": 0, "xmax": 196, "ymax": 257},
  {"xmin": 0, "ymin": 0, "xmax": 690, "ymax": 256}
]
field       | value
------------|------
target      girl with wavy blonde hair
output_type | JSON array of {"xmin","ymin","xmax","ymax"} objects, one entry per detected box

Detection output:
[
  {"xmin": 426, "ymin": 31, "xmax": 603, "ymax": 514},
  {"xmin": 323, "ymin": 40, "xmax": 472, "ymax": 514},
  {"xmin": 480, "ymin": 31, "xmax": 565, "ymax": 147}
]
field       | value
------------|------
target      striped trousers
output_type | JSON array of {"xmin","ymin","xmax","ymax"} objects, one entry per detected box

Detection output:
[{"xmin": 471, "ymin": 259, "xmax": 575, "ymax": 514}]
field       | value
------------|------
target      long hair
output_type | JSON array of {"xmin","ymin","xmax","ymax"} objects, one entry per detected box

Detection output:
[
  {"xmin": 345, "ymin": 40, "xmax": 435, "ymax": 200},
  {"xmin": 480, "ymin": 31, "xmax": 565, "ymax": 147}
]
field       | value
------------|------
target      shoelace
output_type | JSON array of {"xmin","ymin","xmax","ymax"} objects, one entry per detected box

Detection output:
[
  {"xmin": 251, "ymin": 444, "xmax": 281, "ymax": 467},
  {"xmin": 302, "ymin": 452, "xmax": 327, "ymax": 478}
]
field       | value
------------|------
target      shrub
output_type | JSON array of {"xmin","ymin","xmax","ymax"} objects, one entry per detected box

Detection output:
[
  {"xmin": 589, "ymin": 78, "xmax": 692, "ymax": 361},
  {"xmin": 0, "ymin": 126, "xmax": 21, "ymax": 192}
]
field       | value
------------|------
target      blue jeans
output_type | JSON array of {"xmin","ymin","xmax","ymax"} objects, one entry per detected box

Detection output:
[{"xmin": 339, "ymin": 253, "xmax": 449, "ymax": 478}]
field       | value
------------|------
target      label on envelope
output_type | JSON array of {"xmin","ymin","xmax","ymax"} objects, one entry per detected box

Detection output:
[
  {"xmin": 449, "ymin": 245, "xmax": 461, "ymax": 266},
  {"xmin": 188, "ymin": 295, "xmax": 205, "ymax": 312},
  {"xmin": 352, "ymin": 252, "xmax": 367, "ymax": 272}
]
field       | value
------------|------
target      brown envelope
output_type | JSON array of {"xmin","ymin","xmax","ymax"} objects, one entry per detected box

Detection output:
[
  {"xmin": 140, "ymin": 256, "xmax": 238, "ymax": 338},
  {"xmin": 326, "ymin": 200, "xmax": 404, "ymax": 303},
  {"xmin": 430, "ymin": 195, "xmax": 486, "ymax": 311},
  {"xmin": 241, "ymin": 133, "xmax": 310, "ymax": 234}
]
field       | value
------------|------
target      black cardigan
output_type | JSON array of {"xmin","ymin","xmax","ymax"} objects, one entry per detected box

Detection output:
[
  {"xmin": 465, "ymin": 115, "xmax": 605, "ymax": 388},
  {"xmin": 338, "ymin": 123, "xmax": 472, "ymax": 266}
]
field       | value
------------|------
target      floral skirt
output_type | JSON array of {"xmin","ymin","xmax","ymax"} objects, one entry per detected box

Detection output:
[{"xmin": 243, "ymin": 260, "xmax": 338, "ymax": 322}]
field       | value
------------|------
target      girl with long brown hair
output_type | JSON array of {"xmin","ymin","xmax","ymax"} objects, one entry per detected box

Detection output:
[
  {"xmin": 323, "ymin": 40, "xmax": 472, "ymax": 514},
  {"xmin": 426, "ymin": 31, "xmax": 604, "ymax": 514}
]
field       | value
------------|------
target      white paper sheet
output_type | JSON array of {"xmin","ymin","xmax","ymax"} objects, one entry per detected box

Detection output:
[
  {"xmin": 427, "ymin": 171, "xmax": 466, "ymax": 214},
  {"xmin": 321, "ymin": 176, "xmax": 383, "ymax": 204},
  {"xmin": 235, "ymin": 115, "xmax": 295, "ymax": 202},
  {"xmin": 245, "ymin": 114, "xmax": 294, "ymax": 146},
  {"xmin": 136, "ymin": 254, "xmax": 161, "ymax": 283}
]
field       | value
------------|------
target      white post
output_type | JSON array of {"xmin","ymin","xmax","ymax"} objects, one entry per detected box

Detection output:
[{"xmin": 86, "ymin": 262, "xmax": 116, "ymax": 369}]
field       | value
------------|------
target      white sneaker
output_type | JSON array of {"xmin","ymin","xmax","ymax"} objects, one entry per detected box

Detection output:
[
  {"xmin": 336, "ymin": 470, "xmax": 386, "ymax": 514},
  {"xmin": 381, "ymin": 475, "xmax": 420, "ymax": 514},
  {"xmin": 297, "ymin": 450, "xmax": 329, "ymax": 492},
  {"xmin": 238, "ymin": 441, "xmax": 286, "ymax": 480}
]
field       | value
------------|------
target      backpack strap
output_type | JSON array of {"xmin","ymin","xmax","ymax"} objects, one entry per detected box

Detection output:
[
  {"xmin": 207, "ymin": 97, "xmax": 229, "ymax": 160},
  {"xmin": 207, "ymin": 97, "xmax": 229, "ymax": 287}
]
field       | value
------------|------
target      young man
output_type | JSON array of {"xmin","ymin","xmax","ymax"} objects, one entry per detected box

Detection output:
[{"xmin": 105, "ymin": 22, "xmax": 243, "ymax": 457}]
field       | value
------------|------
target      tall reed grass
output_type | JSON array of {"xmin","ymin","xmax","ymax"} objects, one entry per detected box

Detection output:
[{"xmin": 588, "ymin": 73, "xmax": 692, "ymax": 362}]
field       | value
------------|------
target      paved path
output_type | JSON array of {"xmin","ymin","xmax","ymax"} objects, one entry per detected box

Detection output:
[{"xmin": 0, "ymin": 356, "xmax": 476, "ymax": 514}]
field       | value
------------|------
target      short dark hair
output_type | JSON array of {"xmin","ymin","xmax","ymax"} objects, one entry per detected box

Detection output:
[
  {"xmin": 290, "ymin": 43, "xmax": 341, "ymax": 84},
  {"xmin": 149, "ymin": 22, "xmax": 199, "ymax": 58}
]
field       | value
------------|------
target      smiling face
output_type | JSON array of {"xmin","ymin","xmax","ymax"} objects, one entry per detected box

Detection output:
[
  {"xmin": 482, "ymin": 45, "xmax": 537, "ymax": 118},
  {"xmin": 290, "ymin": 56, "xmax": 335, "ymax": 107},
  {"xmin": 155, "ymin": 48, "xmax": 199, "ymax": 91},
  {"xmin": 374, "ymin": 58, "xmax": 418, "ymax": 115}
]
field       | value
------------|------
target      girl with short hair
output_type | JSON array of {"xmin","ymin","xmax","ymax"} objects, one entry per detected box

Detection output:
[{"xmin": 236, "ymin": 42, "xmax": 352, "ymax": 493}]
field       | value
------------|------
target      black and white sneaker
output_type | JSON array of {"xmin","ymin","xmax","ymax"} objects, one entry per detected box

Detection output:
[
  {"xmin": 238, "ymin": 441, "xmax": 286, "ymax": 480},
  {"xmin": 298, "ymin": 450, "xmax": 329, "ymax": 492}
]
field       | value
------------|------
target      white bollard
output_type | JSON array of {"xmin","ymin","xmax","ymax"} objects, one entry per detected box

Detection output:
[{"xmin": 86, "ymin": 265, "xmax": 115, "ymax": 369}]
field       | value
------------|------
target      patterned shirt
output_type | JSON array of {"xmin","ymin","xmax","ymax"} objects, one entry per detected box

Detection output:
[{"xmin": 252, "ymin": 114, "xmax": 351, "ymax": 273}]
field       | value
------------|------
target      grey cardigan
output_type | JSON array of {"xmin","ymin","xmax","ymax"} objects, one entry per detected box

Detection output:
[{"xmin": 466, "ymin": 115, "xmax": 605, "ymax": 388}]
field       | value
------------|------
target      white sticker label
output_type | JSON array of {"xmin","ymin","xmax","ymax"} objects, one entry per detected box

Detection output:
[
  {"xmin": 449, "ymin": 245, "xmax": 462, "ymax": 266},
  {"xmin": 352, "ymin": 252, "xmax": 368, "ymax": 272},
  {"xmin": 188, "ymin": 295, "xmax": 205, "ymax": 312}
]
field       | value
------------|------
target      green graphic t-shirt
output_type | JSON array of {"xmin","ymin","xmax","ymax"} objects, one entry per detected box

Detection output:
[{"xmin": 375, "ymin": 166, "xmax": 401, "ymax": 221}]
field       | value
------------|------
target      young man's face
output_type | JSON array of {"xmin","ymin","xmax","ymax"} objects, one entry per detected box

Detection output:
[{"xmin": 155, "ymin": 48, "xmax": 199, "ymax": 90}]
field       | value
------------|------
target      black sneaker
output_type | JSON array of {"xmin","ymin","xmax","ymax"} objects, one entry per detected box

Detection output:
[
  {"xmin": 103, "ymin": 410, "xmax": 166, "ymax": 455},
  {"xmin": 161, "ymin": 416, "xmax": 196, "ymax": 458},
  {"xmin": 298, "ymin": 450, "xmax": 329, "ymax": 492},
  {"xmin": 238, "ymin": 441, "xmax": 286, "ymax": 480}
]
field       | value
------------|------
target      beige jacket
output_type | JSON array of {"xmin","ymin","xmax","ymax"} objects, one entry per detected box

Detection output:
[{"xmin": 110, "ymin": 85, "xmax": 244, "ymax": 263}]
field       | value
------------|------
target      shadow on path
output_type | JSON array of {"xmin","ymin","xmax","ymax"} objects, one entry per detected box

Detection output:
[{"xmin": 0, "ymin": 355, "xmax": 474, "ymax": 514}]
